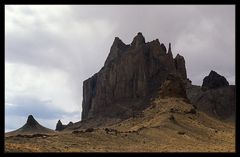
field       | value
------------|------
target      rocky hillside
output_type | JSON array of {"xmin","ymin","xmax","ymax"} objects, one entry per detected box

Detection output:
[
  {"xmin": 186, "ymin": 71, "xmax": 235, "ymax": 121},
  {"xmin": 82, "ymin": 32, "xmax": 188, "ymax": 122},
  {"xmin": 6, "ymin": 97, "xmax": 235, "ymax": 152}
]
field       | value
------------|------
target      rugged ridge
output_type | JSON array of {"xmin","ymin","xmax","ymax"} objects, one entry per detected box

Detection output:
[
  {"xmin": 202, "ymin": 70, "xmax": 229, "ymax": 90},
  {"xmin": 186, "ymin": 71, "xmax": 235, "ymax": 120},
  {"xmin": 82, "ymin": 33, "xmax": 188, "ymax": 121},
  {"xmin": 56, "ymin": 120, "xmax": 73, "ymax": 131}
]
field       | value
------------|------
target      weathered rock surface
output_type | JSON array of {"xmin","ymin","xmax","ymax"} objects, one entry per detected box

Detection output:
[
  {"xmin": 56, "ymin": 120, "xmax": 64, "ymax": 131},
  {"xmin": 174, "ymin": 54, "xmax": 187, "ymax": 79},
  {"xmin": 202, "ymin": 70, "xmax": 229, "ymax": 90},
  {"xmin": 55, "ymin": 120, "xmax": 73, "ymax": 131},
  {"xmin": 186, "ymin": 71, "xmax": 235, "ymax": 120},
  {"xmin": 82, "ymin": 33, "xmax": 188, "ymax": 121},
  {"xmin": 159, "ymin": 73, "xmax": 188, "ymax": 99}
]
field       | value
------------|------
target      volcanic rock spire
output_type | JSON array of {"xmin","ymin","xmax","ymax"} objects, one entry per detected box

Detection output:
[
  {"xmin": 6, "ymin": 115, "xmax": 55, "ymax": 135},
  {"xmin": 174, "ymin": 54, "xmax": 187, "ymax": 79},
  {"xmin": 202, "ymin": 70, "xmax": 229, "ymax": 90},
  {"xmin": 167, "ymin": 43, "xmax": 173, "ymax": 57},
  {"xmin": 131, "ymin": 32, "xmax": 145, "ymax": 47},
  {"xmin": 81, "ymin": 32, "xmax": 188, "ymax": 121},
  {"xmin": 26, "ymin": 115, "xmax": 39, "ymax": 126}
]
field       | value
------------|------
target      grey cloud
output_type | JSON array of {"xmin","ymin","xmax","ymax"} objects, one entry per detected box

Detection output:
[
  {"xmin": 5, "ymin": 95, "xmax": 79, "ymax": 119},
  {"xmin": 6, "ymin": 5, "xmax": 235, "ymax": 85}
]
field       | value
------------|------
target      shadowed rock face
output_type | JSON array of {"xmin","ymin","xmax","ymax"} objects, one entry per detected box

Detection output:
[
  {"xmin": 159, "ymin": 73, "xmax": 188, "ymax": 99},
  {"xmin": 55, "ymin": 120, "xmax": 73, "ymax": 131},
  {"xmin": 186, "ymin": 71, "xmax": 235, "ymax": 120},
  {"xmin": 81, "ymin": 33, "xmax": 188, "ymax": 121},
  {"xmin": 26, "ymin": 115, "xmax": 39, "ymax": 127},
  {"xmin": 56, "ymin": 120, "xmax": 64, "ymax": 131},
  {"xmin": 174, "ymin": 54, "xmax": 187, "ymax": 79},
  {"xmin": 202, "ymin": 70, "xmax": 229, "ymax": 90}
]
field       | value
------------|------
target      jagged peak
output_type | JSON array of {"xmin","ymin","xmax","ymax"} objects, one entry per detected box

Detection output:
[
  {"xmin": 209, "ymin": 70, "xmax": 218, "ymax": 76},
  {"xmin": 174, "ymin": 53, "xmax": 184, "ymax": 60},
  {"xmin": 112, "ymin": 37, "xmax": 126, "ymax": 49},
  {"xmin": 131, "ymin": 32, "xmax": 145, "ymax": 47},
  {"xmin": 202, "ymin": 70, "xmax": 229, "ymax": 90},
  {"xmin": 167, "ymin": 43, "xmax": 173, "ymax": 58},
  {"xmin": 160, "ymin": 43, "xmax": 167, "ymax": 53},
  {"xmin": 175, "ymin": 53, "xmax": 180, "ymax": 57},
  {"xmin": 57, "ymin": 120, "xmax": 62, "ymax": 124},
  {"xmin": 26, "ymin": 115, "xmax": 39, "ymax": 126},
  {"xmin": 68, "ymin": 122, "xmax": 73, "ymax": 126}
]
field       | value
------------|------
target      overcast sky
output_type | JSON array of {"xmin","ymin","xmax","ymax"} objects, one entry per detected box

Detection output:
[{"xmin": 5, "ymin": 5, "xmax": 235, "ymax": 132}]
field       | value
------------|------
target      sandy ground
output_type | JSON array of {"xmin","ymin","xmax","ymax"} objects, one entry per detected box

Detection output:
[{"xmin": 5, "ymin": 98, "xmax": 235, "ymax": 152}]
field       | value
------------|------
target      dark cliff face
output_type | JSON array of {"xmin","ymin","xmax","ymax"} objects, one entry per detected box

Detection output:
[
  {"xmin": 82, "ymin": 33, "xmax": 188, "ymax": 121},
  {"xmin": 174, "ymin": 54, "xmax": 187, "ymax": 79}
]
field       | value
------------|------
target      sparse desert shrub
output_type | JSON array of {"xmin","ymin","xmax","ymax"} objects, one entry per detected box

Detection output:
[
  {"xmin": 72, "ymin": 130, "xmax": 79, "ymax": 134},
  {"xmin": 105, "ymin": 128, "xmax": 118, "ymax": 135},
  {"xmin": 188, "ymin": 108, "xmax": 196, "ymax": 114},
  {"xmin": 169, "ymin": 115, "xmax": 175, "ymax": 121},
  {"xmin": 105, "ymin": 128, "xmax": 110, "ymax": 134},
  {"xmin": 85, "ymin": 128, "xmax": 94, "ymax": 132},
  {"xmin": 72, "ymin": 130, "xmax": 84, "ymax": 134},
  {"xmin": 177, "ymin": 131, "xmax": 185, "ymax": 135}
]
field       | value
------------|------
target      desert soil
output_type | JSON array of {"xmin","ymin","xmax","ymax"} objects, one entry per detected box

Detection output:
[{"xmin": 5, "ymin": 98, "xmax": 235, "ymax": 152}]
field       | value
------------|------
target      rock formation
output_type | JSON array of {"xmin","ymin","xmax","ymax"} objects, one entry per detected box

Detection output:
[
  {"xmin": 80, "ymin": 32, "xmax": 235, "ymax": 126},
  {"xmin": 202, "ymin": 70, "xmax": 229, "ymax": 90},
  {"xmin": 55, "ymin": 120, "xmax": 73, "ymax": 131},
  {"xmin": 159, "ymin": 73, "xmax": 188, "ymax": 99},
  {"xmin": 174, "ymin": 54, "xmax": 187, "ymax": 79},
  {"xmin": 6, "ymin": 115, "xmax": 55, "ymax": 135},
  {"xmin": 186, "ymin": 71, "xmax": 235, "ymax": 120},
  {"xmin": 56, "ymin": 120, "xmax": 64, "ymax": 131},
  {"xmin": 82, "ymin": 33, "xmax": 188, "ymax": 121}
]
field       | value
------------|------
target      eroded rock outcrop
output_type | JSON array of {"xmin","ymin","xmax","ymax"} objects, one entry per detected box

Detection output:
[
  {"xmin": 186, "ymin": 71, "xmax": 235, "ymax": 120},
  {"xmin": 202, "ymin": 70, "xmax": 229, "ymax": 90},
  {"xmin": 174, "ymin": 54, "xmax": 187, "ymax": 79},
  {"xmin": 6, "ymin": 115, "xmax": 55, "ymax": 135},
  {"xmin": 55, "ymin": 120, "xmax": 73, "ymax": 131},
  {"xmin": 82, "ymin": 33, "xmax": 188, "ymax": 121},
  {"xmin": 159, "ymin": 73, "xmax": 188, "ymax": 99}
]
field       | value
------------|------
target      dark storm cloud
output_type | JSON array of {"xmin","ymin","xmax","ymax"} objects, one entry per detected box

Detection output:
[{"xmin": 6, "ymin": 5, "xmax": 235, "ymax": 85}]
